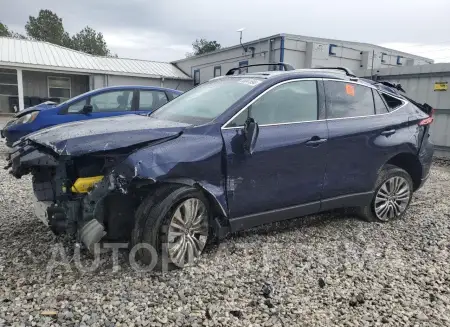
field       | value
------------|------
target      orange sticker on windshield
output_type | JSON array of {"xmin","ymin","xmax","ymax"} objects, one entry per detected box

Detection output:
[{"xmin": 346, "ymin": 84, "xmax": 355, "ymax": 96}]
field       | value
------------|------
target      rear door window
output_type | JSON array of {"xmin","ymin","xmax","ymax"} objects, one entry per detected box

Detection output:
[{"xmin": 324, "ymin": 81, "xmax": 375, "ymax": 119}]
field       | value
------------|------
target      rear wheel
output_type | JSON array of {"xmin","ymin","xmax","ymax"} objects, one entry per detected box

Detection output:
[
  {"xmin": 358, "ymin": 164, "xmax": 413, "ymax": 222},
  {"xmin": 130, "ymin": 185, "xmax": 210, "ymax": 270}
]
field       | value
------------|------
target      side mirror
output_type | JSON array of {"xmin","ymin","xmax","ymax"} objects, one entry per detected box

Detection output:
[
  {"xmin": 243, "ymin": 118, "xmax": 259, "ymax": 155},
  {"xmin": 82, "ymin": 104, "xmax": 93, "ymax": 114}
]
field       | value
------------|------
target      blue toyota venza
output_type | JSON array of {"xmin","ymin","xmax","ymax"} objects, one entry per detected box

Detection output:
[
  {"xmin": 7, "ymin": 65, "xmax": 434, "ymax": 270},
  {"xmin": 1, "ymin": 85, "xmax": 182, "ymax": 146}
]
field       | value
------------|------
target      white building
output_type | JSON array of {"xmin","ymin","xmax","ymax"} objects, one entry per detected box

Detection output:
[
  {"xmin": 0, "ymin": 37, "xmax": 192, "ymax": 113},
  {"xmin": 173, "ymin": 33, "xmax": 433, "ymax": 85}
]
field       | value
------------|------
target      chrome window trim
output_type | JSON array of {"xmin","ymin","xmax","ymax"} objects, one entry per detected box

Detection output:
[{"xmin": 221, "ymin": 78, "xmax": 408, "ymax": 130}]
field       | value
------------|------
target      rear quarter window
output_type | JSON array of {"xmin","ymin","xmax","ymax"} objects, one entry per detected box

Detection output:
[
  {"xmin": 381, "ymin": 93, "xmax": 404, "ymax": 110},
  {"xmin": 373, "ymin": 90, "xmax": 389, "ymax": 114}
]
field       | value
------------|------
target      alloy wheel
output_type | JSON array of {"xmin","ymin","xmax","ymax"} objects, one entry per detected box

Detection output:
[
  {"xmin": 374, "ymin": 176, "xmax": 411, "ymax": 221},
  {"xmin": 167, "ymin": 198, "xmax": 209, "ymax": 266}
]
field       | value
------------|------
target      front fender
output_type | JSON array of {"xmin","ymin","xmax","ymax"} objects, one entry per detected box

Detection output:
[{"xmin": 112, "ymin": 126, "xmax": 228, "ymax": 216}]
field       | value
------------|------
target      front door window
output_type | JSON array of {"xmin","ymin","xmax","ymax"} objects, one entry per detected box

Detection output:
[{"xmin": 228, "ymin": 80, "xmax": 318, "ymax": 127}]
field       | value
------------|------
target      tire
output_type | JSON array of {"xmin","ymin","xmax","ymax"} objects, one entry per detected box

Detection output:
[
  {"xmin": 130, "ymin": 185, "xmax": 210, "ymax": 271},
  {"xmin": 358, "ymin": 164, "xmax": 413, "ymax": 222}
]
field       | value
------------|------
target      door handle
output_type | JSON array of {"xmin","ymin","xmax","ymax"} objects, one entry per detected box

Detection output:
[
  {"xmin": 305, "ymin": 137, "xmax": 327, "ymax": 147},
  {"xmin": 381, "ymin": 129, "xmax": 396, "ymax": 136}
]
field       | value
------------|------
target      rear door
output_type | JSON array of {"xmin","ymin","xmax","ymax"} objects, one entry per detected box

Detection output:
[
  {"xmin": 222, "ymin": 79, "xmax": 328, "ymax": 221},
  {"xmin": 137, "ymin": 89, "xmax": 169, "ymax": 115},
  {"xmin": 322, "ymin": 80, "xmax": 408, "ymax": 209}
]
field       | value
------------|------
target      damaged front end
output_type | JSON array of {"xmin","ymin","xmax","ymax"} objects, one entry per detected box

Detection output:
[
  {"xmin": 6, "ymin": 114, "xmax": 229, "ymax": 252},
  {"xmin": 6, "ymin": 140, "xmax": 157, "ymax": 250}
]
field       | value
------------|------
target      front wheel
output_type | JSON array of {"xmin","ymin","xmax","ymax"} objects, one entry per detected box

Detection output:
[
  {"xmin": 358, "ymin": 164, "xmax": 413, "ymax": 222},
  {"xmin": 131, "ymin": 185, "xmax": 210, "ymax": 270}
]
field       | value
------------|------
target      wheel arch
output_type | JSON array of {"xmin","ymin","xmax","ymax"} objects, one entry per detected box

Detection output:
[
  {"xmin": 131, "ymin": 177, "xmax": 228, "ymax": 218},
  {"xmin": 383, "ymin": 153, "xmax": 423, "ymax": 191}
]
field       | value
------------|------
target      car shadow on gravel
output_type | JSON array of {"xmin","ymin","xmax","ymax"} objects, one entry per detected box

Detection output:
[{"xmin": 225, "ymin": 209, "xmax": 360, "ymax": 242}]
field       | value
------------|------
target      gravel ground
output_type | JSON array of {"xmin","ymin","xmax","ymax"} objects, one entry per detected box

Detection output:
[{"xmin": 1, "ymin": 139, "xmax": 450, "ymax": 327}]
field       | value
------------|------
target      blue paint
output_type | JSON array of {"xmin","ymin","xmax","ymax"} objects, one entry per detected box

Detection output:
[{"xmin": 1, "ymin": 85, "xmax": 182, "ymax": 146}]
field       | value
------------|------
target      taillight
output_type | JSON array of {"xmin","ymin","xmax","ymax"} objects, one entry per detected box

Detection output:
[{"xmin": 419, "ymin": 108, "xmax": 435, "ymax": 126}]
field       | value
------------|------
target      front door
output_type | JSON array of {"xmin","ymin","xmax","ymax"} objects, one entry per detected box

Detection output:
[{"xmin": 221, "ymin": 79, "xmax": 328, "ymax": 228}]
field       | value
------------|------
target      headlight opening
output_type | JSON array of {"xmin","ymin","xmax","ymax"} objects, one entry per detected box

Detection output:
[{"xmin": 16, "ymin": 111, "xmax": 39, "ymax": 125}]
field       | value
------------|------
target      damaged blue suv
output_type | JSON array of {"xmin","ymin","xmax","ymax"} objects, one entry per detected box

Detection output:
[{"xmin": 7, "ymin": 64, "xmax": 434, "ymax": 270}]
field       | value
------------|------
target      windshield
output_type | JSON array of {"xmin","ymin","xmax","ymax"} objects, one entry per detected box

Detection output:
[{"xmin": 150, "ymin": 77, "xmax": 263, "ymax": 125}]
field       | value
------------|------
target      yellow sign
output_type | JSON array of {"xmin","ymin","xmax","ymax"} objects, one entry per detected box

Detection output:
[{"xmin": 434, "ymin": 82, "xmax": 448, "ymax": 91}]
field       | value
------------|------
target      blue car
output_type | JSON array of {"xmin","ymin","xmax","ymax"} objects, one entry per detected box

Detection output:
[
  {"xmin": 7, "ymin": 64, "xmax": 434, "ymax": 270},
  {"xmin": 1, "ymin": 85, "xmax": 182, "ymax": 146}
]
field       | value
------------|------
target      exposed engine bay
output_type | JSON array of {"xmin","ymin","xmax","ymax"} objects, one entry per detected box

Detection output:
[{"xmin": 6, "ymin": 141, "xmax": 151, "ymax": 250}]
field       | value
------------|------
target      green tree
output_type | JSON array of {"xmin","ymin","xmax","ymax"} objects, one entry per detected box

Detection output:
[
  {"xmin": 25, "ymin": 10, "xmax": 70, "ymax": 46},
  {"xmin": 24, "ymin": 10, "xmax": 114, "ymax": 56},
  {"xmin": 187, "ymin": 39, "xmax": 221, "ymax": 57},
  {"xmin": 71, "ymin": 26, "xmax": 111, "ymax": 56},
  {"xmin": 0, "ymin": 23, "xmax": 10, "ymax": 37},
  {"xmin": 0, "ymin": 22, "xmax": 26, "ymax": 39}
]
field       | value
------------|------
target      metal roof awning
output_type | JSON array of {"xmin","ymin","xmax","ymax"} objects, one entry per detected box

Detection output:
[{"xmin": 0, "ymin": 37, "xmax": 191, "ymax": 80}]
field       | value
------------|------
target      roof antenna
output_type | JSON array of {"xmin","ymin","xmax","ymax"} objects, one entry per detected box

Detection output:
[{"xmin": 237, "ymin": 28, "xmax": 247, "ymax": 53}]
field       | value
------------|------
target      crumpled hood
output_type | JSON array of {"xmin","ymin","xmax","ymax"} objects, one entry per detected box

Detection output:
[
  {"xmin": 25, "ymin": 114, "xmax": 190, "ymax": 156},
  {"xmin": 14, "ymin": 102, "xmax": 58, "ymax": 117}
]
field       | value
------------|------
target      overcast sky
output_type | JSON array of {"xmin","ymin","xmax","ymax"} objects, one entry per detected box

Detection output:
[{"xmin": 2, "ymin": 0, "xmax": 450, "ymax": 63}]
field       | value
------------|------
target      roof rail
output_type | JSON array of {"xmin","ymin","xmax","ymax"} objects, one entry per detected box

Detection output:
[
  {"xmin": 226, "ymin": 62, "xmax": 295, "ymax": 76},
  {"xmin": 314, "ymin": 67, "xmax": 357, "ymax": 77}
]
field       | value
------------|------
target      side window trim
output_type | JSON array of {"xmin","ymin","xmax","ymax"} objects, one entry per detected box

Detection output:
[
  {"xmin": 222, "ymin": 78, "xmax": 321, "ymax": 129},
  {"xmin": 370, "ymin": 89, "xmax": 376, "ymax": 115}
]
